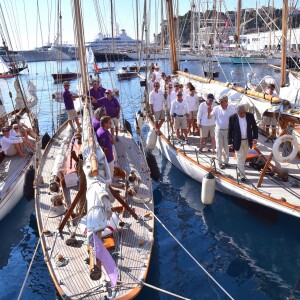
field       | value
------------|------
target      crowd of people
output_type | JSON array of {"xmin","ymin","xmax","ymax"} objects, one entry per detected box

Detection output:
[
  {"xmin": 62, "ymin": 80, "xmax": 120, "ymax": 178},
  {"xmin": 147, "ymin": 67, "xmax": 282, "ymax": 181},
  {"xmin": 0, "ymin": 114, "xmax": 38, "ymax": 158}
]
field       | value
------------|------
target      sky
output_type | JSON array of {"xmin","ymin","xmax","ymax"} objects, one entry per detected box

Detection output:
[{"xmin": 0, "ymin": 0, "xmax": 284, "ymax": 50}]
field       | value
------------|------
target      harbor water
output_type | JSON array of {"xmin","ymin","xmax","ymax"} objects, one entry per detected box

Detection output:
[{"xmin": 0, "ymin": 59, "xmax": 299, "ymax": 300}]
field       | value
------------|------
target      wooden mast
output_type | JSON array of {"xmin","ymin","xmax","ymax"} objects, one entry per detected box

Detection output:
[
  {"xmin": 166, "ymin": 0, "xmax": 178, "ymax": 72},
  {"xmin": 236, "ymin": 0, "xmax": 241, "ymax": 43},
  {"xmin": 281, "ymin": 0, "xmax": 288, "ymax": 87},
  {"xmin": 72, "ymin": 0, "xmax": 98, "ymax": 176}
]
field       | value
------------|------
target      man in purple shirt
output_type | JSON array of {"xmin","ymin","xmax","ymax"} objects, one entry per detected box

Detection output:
[
  {"xmin": 98, "ymin": 90, "xmax": 121, "ymax": 141},
  {"xmin": 63, "ymin": 81, "xmax": 81, "ymax": 131},
  {"xmin": 97, "ymin": 116, "xmax": 114, "ymax": 178},
  {"xmin": 89, "ymin": 80, "xmax": 106, "ymax": 110},
  {"xmin": 93, "ymin": 107, "xmax": 106, "ymax": 132}
]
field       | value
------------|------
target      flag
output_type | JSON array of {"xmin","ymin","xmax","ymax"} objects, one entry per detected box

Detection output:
[
  {"xmin": 225, "ymin": 19, "xmax": 230, "ymax": 29},
  {"xmin": 94, "ymin": 63, "xmax": 99, "ymax": 73},
  {"xmin": 93, "ymin": 233, "xmax": 118, "ymax": 287}
]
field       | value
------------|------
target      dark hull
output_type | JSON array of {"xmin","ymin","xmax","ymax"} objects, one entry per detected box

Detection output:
[
  {"xmin": 94, "ymin": 52, "xmax": 133, "ymax": 62},
  {"xmin": 117, "ymin": 72, "xmax": 138, "ymax": 79},
  {"xmin": 51, "ymin": 73, "xmax": 80, "ymax": 83}
]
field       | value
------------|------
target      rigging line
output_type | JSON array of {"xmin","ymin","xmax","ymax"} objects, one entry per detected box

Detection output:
[
  {"xmin": 17, "ymin": 200, "xmax": 55, "ymax": 300},
  {"xmin": 143, "ymin": 203, "xmax": 235, "ymax": 300},
  {"xmin": 10, "ymin": 0, "xmax": 24, "ymax": 51}
]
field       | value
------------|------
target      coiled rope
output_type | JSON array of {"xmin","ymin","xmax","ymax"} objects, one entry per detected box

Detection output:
[{"xmin": 143, "ymin": 203, "xmax": 235, "ymax": 300}]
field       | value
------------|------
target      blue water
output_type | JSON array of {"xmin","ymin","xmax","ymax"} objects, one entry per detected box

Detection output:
[{"xmin": 0, "ymin": 60, "xmax": 299, "ymax": 300}]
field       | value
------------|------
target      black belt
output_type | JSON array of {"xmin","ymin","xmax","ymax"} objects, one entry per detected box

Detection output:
[
  {"xmin": 177, "ymin": 115, "xmax": 184, "ymax": 117},
  {"xmin": 219, "ymin": 128, "xmax": 228, "ymax": 130},
  {"xmin": 241, "ymin": 138, "xmax": 248, "ymax": 140}
]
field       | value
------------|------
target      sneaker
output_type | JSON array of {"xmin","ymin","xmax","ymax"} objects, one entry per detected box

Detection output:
[
  {"xmin": 224, "ymin": 163, "xmax": 230, "ymax": 168},
  {"xmin": 219, "ymin": 164, "xmax": 226, "ymax": 169},
  {"xmin": 241, "ymin": 177, "xmax": 246, "ymax": 182}
]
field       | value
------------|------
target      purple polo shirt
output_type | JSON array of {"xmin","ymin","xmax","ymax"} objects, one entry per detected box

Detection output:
[
  {"xmin": 98, "ymin": 96, "xmax": 120, "ymax": 118},
  {"xmin": 93, "ymin": 117, "xmax": 100, "ymax": 132},
  {"xmin": 96, "ymin": 126, "xmax": 113, "ymax": 163},
  {"xmin": 63, "ymin": 89, "xmax": 74, "ymax": 110},
  {"xmin": 89, "ymin": 87, "xmax": 106, "ymax": 110}
]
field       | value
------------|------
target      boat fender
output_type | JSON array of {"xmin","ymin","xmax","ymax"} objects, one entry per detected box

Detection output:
[
  {"xmin": 134, "ymin": 111, "xmax": 144, "ymax": 133},
  {"xmin": 42, "ymin": 132, "xmax": 51, "ymax": 149},
  {"xmin": 102, "ymin": 212, "xmax": 118, "ymax": 238},
  {"xmin": 145, "ymin": 151, "xmax": 160, "ymax": 181},
  {"xmin": 23, "ymin": 165, "xmax": 35, "ymax": 200},
  {"xmin": 201, "ymin": 172, "xmax": 215, "ymax": 205},
  {"xmin": 146, "ymin": 129, "xmax": 157, "ymax": 150},
  {"xmin": 124, "ymin": 119, "xmax": 133, "ymax": 136},
  {"xmin": 273, "ymin": 134, "xmax": 299, "ymax": 163}
]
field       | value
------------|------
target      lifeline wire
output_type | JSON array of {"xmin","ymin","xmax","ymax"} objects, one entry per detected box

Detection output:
[{"xmin": 144, "ymin": 204, "xmax": 235, "ymax": 300}]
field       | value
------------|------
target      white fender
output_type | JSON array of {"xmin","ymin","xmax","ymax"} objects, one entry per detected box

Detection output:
[
  {"xmin": 201, "ymin": 172, "xmax": 216, "ymax": 205},
  {"xmin": 273, "ymin": 134, "xmax": 299, "ymax": 163},
  {"xmin": 134, "ymin": 111, "xmax": 144, "ymax": 132},
  {"xmin": 146, "ymin": 129, "xmax": 157, "ymax": 150},
  {"xmin": 102, "ymin": 212, "xmax": 118, "ymax": 237}
]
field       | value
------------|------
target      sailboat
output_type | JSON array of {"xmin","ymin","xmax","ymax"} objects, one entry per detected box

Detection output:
[
  {"xmin": 143, "ymin": 0, "xmax": 300, "ymax": 218},
  {"xmin": 0, "ymin": 56, "xmax": 14, "ymax": 78},
  {"xmin": 35, "ymin": 1, "xmax": 153, "ymax": 298}
]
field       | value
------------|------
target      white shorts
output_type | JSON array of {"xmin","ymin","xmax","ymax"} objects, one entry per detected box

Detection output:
[
  {"xmin": 154, "ymin": 110, "xmax": 165, "ymax": 121},
  {"xmin": 111, "ymin": 117, "xmax": 120, "ymax": 129},
  {"xmin": 5, "ymin": 144, "xmax": 17, "ymax": 156},
  {"xmin": 67, "ymin": 109, "xmax": 78, "ymax": 121},
  {"xmin": 174, "ymin": 116, "xmax": 187, "ymax": 130}
]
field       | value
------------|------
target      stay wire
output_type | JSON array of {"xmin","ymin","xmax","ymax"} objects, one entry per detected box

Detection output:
[{"xmin": 143, "ymin": 203, "xmax": 235, "ymax": 300}]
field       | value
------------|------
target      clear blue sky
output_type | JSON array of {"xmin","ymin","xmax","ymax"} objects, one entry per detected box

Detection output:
[{"xmin": 1, "ymin": 0, "xmax": 284, "ymax": 50}]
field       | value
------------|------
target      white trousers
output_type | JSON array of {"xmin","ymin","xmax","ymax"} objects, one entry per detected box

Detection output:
[
  {"xmin": 109, "ymin": 160, "xmax": 114, "ymax": 179},
  {"xmin": 215, "ymin": 128, "xmax": 229, "ymax": 166},
  {"xmin": 236, "ymin": 139, "xmax": 249, "ymax": 177}
]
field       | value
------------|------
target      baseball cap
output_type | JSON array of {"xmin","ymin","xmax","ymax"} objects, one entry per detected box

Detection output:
[
  {"xmin": 2, "ymin": 126, "xmax": 10, "ymax": 132},
  {"xmin": 207, "ymin": 93, "xmax": 214, "ymax": 100},
  {"xmin": 105, "ymin": 89, "xmax": 112, "ymax": 94}
]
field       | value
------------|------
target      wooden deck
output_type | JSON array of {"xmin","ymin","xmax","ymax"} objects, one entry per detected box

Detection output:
[
  {"xmin": 35, "ymin": 122, "xmax": 154, "ymax": 299},
  {"xmin": 158, "ymin": 121, "xmax": 300, "ymax": 213}
]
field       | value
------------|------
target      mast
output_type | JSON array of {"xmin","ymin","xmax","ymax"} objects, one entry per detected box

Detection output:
[
  {"xmin": 160, "ymin": 0, "xmax": 164, "ymax": 51},
  {"xmin": 166, "ymin": 0, "xmax": 178, "ymax": 72},
  {"xmin": 236, "ymin": 0, "xmax": 241, "ymax": 43},
  {"xmin": 281, "ymin": 0, "xmax": 288, "ymax": 87},
  {"xmin": 110, "ymin": 0, "xmax": 115, "ymax": 51}
]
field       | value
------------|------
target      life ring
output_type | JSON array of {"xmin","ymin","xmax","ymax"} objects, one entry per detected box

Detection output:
[
  {"xmin": 272, "ymin": 134, "xmax": 299, "ymax": 163},
  {"xmin": 102, "ymin": 212, "xmax": 118, "ymax": 238}
]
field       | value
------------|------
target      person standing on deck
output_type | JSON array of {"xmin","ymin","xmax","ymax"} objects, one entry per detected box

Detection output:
[
  {"xmin": 170, "ymin": 92, "xmax": 189, "ymax": 142},
  {"xmin": 164, "ymin": 83, "xmax": 177, "ymax": 135},
  {"xmin": 97, "ymin": 116, "xmax": 114, "ymax": 178},
  {"xmin": 149, "ymin": 82, "xmax": 165, "ymax": 132},
  {"xmin": 185, "ymin": 86, "xmax": 199, "ymax": 136},
  {"xmin": 197, "ymin": 93, "xmax": 216, "ymax": 153},
  {"xmin": 154, "ymin": 66, "xmax": 162, "ymax": 82},
  {"xmin": 62, "ymin": 81, "xmax": 81, "ymax": 131},
  {"xmin": 264, "ymin": 83, "xmax": 278, "ymax": 141},
  {"xmin": 88, "ymin": 80, "xmax": 106, "ymax": 110},
  {"xmin": 98, "ymin": 90, "xmax": 121, "ymax": 141},
  {"xmin": 228, "ymin": 104, "xmax": 258, "ymax": 182},
  {"xmin": 208, "ymin": 95, "xmax": 236, "ymax": 169},
  {"xmin": 148, "ymin": 74, "xmax": 156, "ymax": 92}
]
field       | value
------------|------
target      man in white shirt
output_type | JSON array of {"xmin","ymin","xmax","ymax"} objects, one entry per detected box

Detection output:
[
  {"xmin": 1, "ymin": 127, "xmax": 27, "ymax": 157},
  {"xmin": 185, "ymin": 86, "xmax": 199, "ymax": 135},
  {"xmin": 148, "ymin": 74, "xmax": 156, "ymax": 92},
  {"xmin": 208, "ymin": 95, "xmax": 236, "ymax": 169},
  {"xmin": 170, "ymin": 92, "xmax": 189, "ymax": 142},
  {"xmin": 154, "ymin": 66, "xmax": 162, "ymax": 82},
  {"xmin": 149, "ymin": 82, "xmax": 165, "ymax": 131},
  {"xmin": 165, "ymin": 84, "xmax": 177, "ymax": 134},
  {"xmin": 228, "ymin": 104, "xmax": 258, "ymax": 182},
  {"xmin": 197, "ymin": 93, "xmax": 216, "ymax": 153}
]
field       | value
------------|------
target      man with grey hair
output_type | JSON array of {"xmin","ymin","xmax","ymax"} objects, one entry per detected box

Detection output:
[
  {"xmin": 208, "ymin": 95, "xmax": 236, "ymax": 169},
  {"xmin": 228, "ymin": 104, "xmax": 258, "ymax": 182}
]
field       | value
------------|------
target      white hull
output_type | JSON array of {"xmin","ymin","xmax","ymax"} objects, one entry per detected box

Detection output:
[
  {"xmin": 155, "ymin": 134, "xmax": 300, "ymax": 218},
  {"xmin": 0, "ymin": 159, "xmax": 31, "ymax": 221}
]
